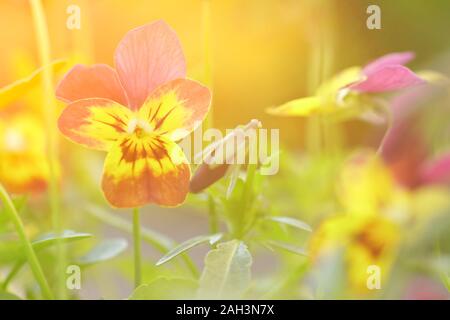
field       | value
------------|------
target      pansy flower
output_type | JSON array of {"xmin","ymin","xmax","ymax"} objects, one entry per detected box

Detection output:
[
  {"xmin": 0, "ymin": 109, "xmax": 49, "ymax": 194},
  {"xmin": 56, "ymin": 21, "xmax": 211, "ymax": 208},
  {"xmin": 0, "ymin": 59, "xmax": 64, "ymax": 194},
  {"xmin": 267, "ymin": 52, "xmax": 425, "ymax": 121}
]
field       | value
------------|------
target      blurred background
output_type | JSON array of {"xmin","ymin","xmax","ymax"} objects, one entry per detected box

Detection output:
[{"xmin": 2, "ymin": 0, "xmax": 450, "ymax": 147}]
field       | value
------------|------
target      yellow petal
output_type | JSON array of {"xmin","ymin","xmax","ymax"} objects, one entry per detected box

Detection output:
[
  {"xmin": 266, "ymin": 96, "xmax": 327, "ymax": 116},
  {"xmin": 138, "ymin": 79, "xmax": 211, "ymax": 141},
  {"xmin": 58, "ymin": 98, "xmax": 133, "ymax": 151},
  {"xmin": 316, "ymin": 66, "xmax": 362, "ymax": 96},
  {"xmin": 101, "ymin": 134, "xmax": 190, "ymax": 208},
  {"xmin": 0, "ymin": 59, "xmax": 66, "ymax": 110},
  {"xmin": 338, "ymin": 152, "xmax": 396, "ymax": 216}
]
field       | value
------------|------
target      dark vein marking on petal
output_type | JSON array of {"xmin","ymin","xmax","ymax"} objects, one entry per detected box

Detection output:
[{"xmin": 154, "ymin": 106, "xmax": 177, "ymax": 131}]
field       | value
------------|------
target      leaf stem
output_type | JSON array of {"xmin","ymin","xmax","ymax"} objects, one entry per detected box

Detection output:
[
  {"xmin": 208, "ymin": 193, "xmax": 218, "ymax": 235},
  {"xmin": 376, "ymin": 101, "xmax": 394, "ymax": 155},
  {"xmin": 233, "ymin": 164, "xmax": 257, "ymax": 239},
  {"xmin": 1, "ymin": 261, "xmax": 24, "ymax": 291},
  {"xmin": 201, "ymin": 0, "xmax": 213, "ymax": 129},
  {"xmin": 29, "ymin": 0, "xmax": 65, "ymax": 299},
  {"xmin": 262, "ymin": 259, "xmax": 309, "ymax": 299},
  {"xmin": 133, "ymin": 207, "xmax": 142, "ymax": 288},
  {"xmin": 0, "ymin": 184, "xmax": 53, "ymax": 299}
]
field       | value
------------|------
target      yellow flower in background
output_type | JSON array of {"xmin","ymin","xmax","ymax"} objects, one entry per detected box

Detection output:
[
  {"xmin": 337, "ymin": 151, "xmax": 405, "ymax": 218},
  {"xmin": 309, "ymin": 213, "xmax": 400, "ymax": 294},
  {"xmin": 0, "ymin": 110, "xmax": 49, "ymax": 194},
  {"xmin": 337, "ymin": 151, "xmax": 450, "ymax": 221},
  {"xmin": 310, "ymin": 150, "xmax": 450, "ymax": 295},
  {"xmin": 0, "ymin": 56, "xmax": 65, "ymax": 113},
  {"xmin": 309, "ymin": 152, "xmax": 406, "ymax": 294},
  {"xmin": 0, "ymin": 55, "xmax": 64, "ymax": 194}
]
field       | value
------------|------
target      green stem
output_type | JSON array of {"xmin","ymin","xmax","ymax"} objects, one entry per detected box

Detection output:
[
  {"xmin": 376, "ymin": 101, "xmax": 394, "ymax": 155},
  {"xmin": 234, "ymin": 164, "xmax": 257, "ymax": 239},
  {"xmin": 306, "ymin": 1, "xmax": 335, "ymax": 155},
  {"xmin": 88, "ymin": 205, "xmax": 199, "ymax": 278},
  {"xmin": 1, "ymin": 261, "xmax": 24, "ymax": 291},
  {"xmin": 434, "ymin": 238, "xmax": 450, "ymax": 292},
  {"xmin": 208, "ymin": 193, "xmax": 218, "ymax": 235},
  {"xmin": 202, "ymin": 0, "xmax": 213, "ymax": 129},
  {"xmin": 0, "ymin": 184, "xmax": 53, "ymax": 299},
  {"xmin": 133, "ymin": 208, "xmax": 142, "ymax": 288},
  {"xmin": 29, "ymin": 0, "xmax": 64, "ymax": 299},
  {"xmin": 262, "ymin": 259, "xmax": 309, "ymax": 299}
]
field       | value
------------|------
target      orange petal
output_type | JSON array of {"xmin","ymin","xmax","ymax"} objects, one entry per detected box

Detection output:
[
  {"xmin": 58, "ymin": 98, "xmax": 132, "ymax": 151},
  {"xmin": 101, "ymin": 134, "xmax": 190, "ymax": 208},
  {"xmin": 138, "ymin": 79, "xmax": 211, "ymax": 140},
  {"xmin": 114, "ymin": 20, "xmax": 186, "ymax": 109},
  {"xmin": 56, "ymin": 64, "xmax": 129, "ymax": 105}
]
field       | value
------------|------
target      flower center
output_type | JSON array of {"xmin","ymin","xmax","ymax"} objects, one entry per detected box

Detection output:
[
  {"xmin": 4, "ymin": 128, "xmax": 26, "ymax": 152},
  {"xmin": 127, "ymin": 118, "xmax": 153, "ymax": 138}
]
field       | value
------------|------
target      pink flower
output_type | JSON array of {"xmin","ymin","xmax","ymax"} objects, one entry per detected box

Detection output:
[
  {"xmin": 347, "ymin": 52, "xmax": 425, "ymax": 93},
  {"xmin": 382, "ymin": 93, "xmax": 450, "ymax": 188}
]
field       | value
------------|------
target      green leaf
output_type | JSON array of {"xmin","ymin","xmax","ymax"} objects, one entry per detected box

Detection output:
[
  {"xmin": 32, "ymin": 230, "xmax": 92, "ymax": 251},
  {"xmin": 442, "ymin": 275, "xmax": 450, "ymax": 292},
  {"xmin": 0, "ymin": 290, "xmax": 21, "ymax": 300},
  {"xmin": 76, "ymin": 238, "xmax": 128, "ymax": 266},
  {"xmin": 156, "ymin": 233, "xmax": 222, "ymax": 266},
  {"xmin": 0, "ymin": 230, "xmax": 92, "ymax": 264},
  {"xmin": 129, "ymin": 277, "xmax": 197, "ymax": 300},
  {"xmin": 223, "ymin": 178, "xmax": 245, "ymax": 214},
  {"xmin": 265, "ymin": 216, "xmax": 312, "ymax": 232},
  {"xmin": 222, "ymin": 174, "xmax": 255, "ymax": 238},
  {"xmin": 264, "ymin": 240, "xmax": 308, "ymax": 256},
  {"xmin": 0, "ymin": 243, "xmax": 22, "ymax": 264},
  {"xmin": 0, "ymin": 59, "xmax": 66, "ymax": 109},
  {"xmin": 198, "ymin": 240, "xmax": 252, "ymax": 299}
]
